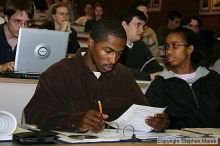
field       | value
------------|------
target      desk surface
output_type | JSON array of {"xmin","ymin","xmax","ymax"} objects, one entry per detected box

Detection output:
[
  {"xmin": 2, "ymin": 141, "xmax": 218, "ymax": 146},
  {"xmin": 0, "ymin": 76, "xmax": 38, "ymax": 84}
]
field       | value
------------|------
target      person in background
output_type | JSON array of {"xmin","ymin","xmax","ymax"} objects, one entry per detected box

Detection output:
[
  {"xmin": 0, "ymin": 0, "xmax": 34, "ymax": 72},
  {"xmin": 157, "ymin": 10, "xmax": 182, "ymax": 45},
  {"xmin": 146, "ymin": 27, "xmax": 220, "ymax": 129},
  {"xmin": 181, "ymin": 16, "xmax": 214, "ymax": 65},
  {"xmin": 74, "ymin": 2, "xmax": 93, "ymax": 26},
  {"xmin": 47, "ymin": 0, "xmax": 75, "ymax": 23},
  {"xmin": 24, "ymin": 18, "xmax": 169, "ymax": 133},
  {"xmin": 132, "ymin": 1, "xmax": 160, "ymax": 57},
  {"xmin": 39, "ymin": 3, "xmax": 80, "ymax": 54},
  {"xmin": 119, "ymin": 9, "xmax": 163, "ymax": 81},
  {"xmin": 84, "ymin": 2, "xmax": 103, "ymax": 32}
]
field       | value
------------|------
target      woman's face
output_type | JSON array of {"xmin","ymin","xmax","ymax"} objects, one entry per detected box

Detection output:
[
  {"xmin": 94, "ymin": 6, "xmax": 103, "ymax": 20},
  {"xmin": 165, "ymin": 33, "xmax": 193, "ymax": 68},
  {"xmin": 53, "ymin": 6, "xmax": 69, "ymax": 25}
]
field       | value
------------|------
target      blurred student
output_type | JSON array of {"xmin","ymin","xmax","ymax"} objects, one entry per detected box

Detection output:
[
  {"xmin": 157, "ymin": 10, "xmax": 182, "ymax": 45},
  {"xmin": 39, "ymin": 3, "xmax": 80, "ymax": 54},
  {"xmin": 47, "ymin": 0, "xmax": 75, "ymax": 23},
  {"xmin": 84, "ymin": 2, "xmax": 103, "ymax": 32},
  {"xmin": 25, "ymin": 18, "xmax": 169, "ymax": 133},
  {"xmin": 75, "ymin": 2, "xmax": 93, "ymax": 26},
  {"xmin": 146, "ymin": 28, "xmax": 220, "ymax": 129},
  {"xmin": 181, "ymin": 16, "xmax": 214, "ymax": 65},
  {"xmin": 0, "ymin": 0, "xmax": 34, "ymax": 72}
]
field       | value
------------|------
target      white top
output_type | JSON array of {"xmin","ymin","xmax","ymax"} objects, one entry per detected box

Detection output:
[
  {"xmin": 211, "ymin": 59, "xmax": 220, "ymax": 74},
  {"xmin": 171, "ymin": 71, "xmax": 196, "ymax": 86},
  {"xmin": 75, "ymin": 16, "xmax": 91, "ymax": 26}
]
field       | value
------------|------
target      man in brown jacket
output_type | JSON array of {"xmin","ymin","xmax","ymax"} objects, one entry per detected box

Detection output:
[{"xmin": 24, "ymin": 18, "xmax": 168, "ymax": 133}]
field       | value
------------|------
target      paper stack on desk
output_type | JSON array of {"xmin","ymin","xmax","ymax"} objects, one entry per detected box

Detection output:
[{"xmin": 57, "ymin": 104, "xmax": 170, "ymax": 144}]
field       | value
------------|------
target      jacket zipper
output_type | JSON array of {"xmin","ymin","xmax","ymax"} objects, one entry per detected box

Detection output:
[{"xmin": 189, "ymin": 86, "xmax": 200, "ymax": 108}]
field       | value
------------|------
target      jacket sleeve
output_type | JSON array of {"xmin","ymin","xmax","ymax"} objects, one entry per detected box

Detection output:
[
  {"xmin": 68, "ymin": 28, "xmax": 80, "ymax": 54},
  {"xmin": 145, "ymin": 77, "xmax": 167, "ymax": 107},
  {"xmin": 24, "ymin": 66, "xmax": 83, "ymax": 132}
]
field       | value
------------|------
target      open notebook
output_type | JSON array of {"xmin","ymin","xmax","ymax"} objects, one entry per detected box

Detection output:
[{"xmin": 0, "ymin": 28, "xmax": 69, "ymax": 79}]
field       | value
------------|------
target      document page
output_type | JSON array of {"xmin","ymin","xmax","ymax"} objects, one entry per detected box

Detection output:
[{"xmin": 105, "ymin": 104, "xmax": 166, "ymax": 132}]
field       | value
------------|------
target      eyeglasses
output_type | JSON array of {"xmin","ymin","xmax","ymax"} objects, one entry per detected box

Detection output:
[
  {"xmin": 163, "ymin": 43, "xmax": 189, "ymax": 50},
  {"xmin": 56, "ymin": 12, "xmax": 69, "ymax": 17},
  {"xmin": 10, "ymin": 18, "xmax": 31, "ymax": 27}
]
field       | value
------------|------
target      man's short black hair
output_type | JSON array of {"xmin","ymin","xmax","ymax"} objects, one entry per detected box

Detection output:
[
  {"xmin": 120, "ymin": 9, "xmax": 147, "ymax": 24},
  {"xmin": 167, "ymin": 10, "xmax": 182, "ymax": 21},
  {"xmin": 4, "ymin": 0, "xmax": 34, "ymax": 19},
  {"xmin": 90, "ymin": 18, "xmax": 127, "ymax": 43}
]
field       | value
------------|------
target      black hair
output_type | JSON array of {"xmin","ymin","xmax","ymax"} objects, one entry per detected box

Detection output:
[
  {"xmin": 120, "ymin": 9, "xmax": 147, "ymax": 24},
  {"xmin": 181, "ymin": 16, "xmax": 202, "ymax": 28},
  {"xmin": 167, "ymin": 27, "xmax": 207, "ymax": 67},
  {"xmin": 167, "ymin": 10, "xmax": 182, "ymax": 21},
  {"xmin": 4, "ymin": 0, "xmax": 34, "ymax": 19},
  {"xmin": 90, "ymin": 18, "xmax": 127, "ymax": 43}
]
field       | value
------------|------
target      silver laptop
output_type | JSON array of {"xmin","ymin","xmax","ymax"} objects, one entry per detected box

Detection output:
[
  {"xmin": 0, "ymin": 28, "xmax": 69, "ymax": 79},
  {"xmin": 14, "ymin": 28, "xmax": 68, "ymax": 74}
]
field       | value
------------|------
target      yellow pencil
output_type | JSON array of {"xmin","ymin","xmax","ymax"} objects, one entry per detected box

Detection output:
[{"xmin": 98, "ymin": 100, "xmax": 102, "ymax": 114}]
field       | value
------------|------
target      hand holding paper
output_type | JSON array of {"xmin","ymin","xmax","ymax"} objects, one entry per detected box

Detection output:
[
  {"xmin": 145, "ymin": 112, "xmax": 169, "ymax": 132},
  {"xmin": 105, "ymin": 104, "xmax": 166, "ymax": 132}
]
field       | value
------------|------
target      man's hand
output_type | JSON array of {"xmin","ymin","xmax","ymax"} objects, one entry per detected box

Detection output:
[
  {"xmin": 145, "ymin": 112, "xmax": 169, "ymax": 132},
  {"xmin": 0, "ymin": 61, "xmax": 14, "ymax": 72},
  {"xmin": 150, "ymin": 71, "xmax": 161, "ymax": 80},
  {"xmin": 79, "ymin": 110, "xmax": 108, "ymax": 132}
]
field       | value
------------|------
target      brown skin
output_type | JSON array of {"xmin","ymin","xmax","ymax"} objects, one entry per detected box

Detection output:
[
  {"xmin": 166, "ymin": 33, "xmax": 195, "ymax": 74},
  {"xmin": 79, "ymin": 34, "xmax": 169, "ymax": 132}
]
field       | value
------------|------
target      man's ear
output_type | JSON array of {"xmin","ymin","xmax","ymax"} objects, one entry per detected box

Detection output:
[
  {"xmin": 121, "ymin": 21, "xmax": 127, "ymax": 29},
  {"xmin": 187, "ymin": 45, "xmax": 194, "ymax": 55},
  {"xmin": 87, "ymin": 37, "xmax": 95, "ymax": 49}
]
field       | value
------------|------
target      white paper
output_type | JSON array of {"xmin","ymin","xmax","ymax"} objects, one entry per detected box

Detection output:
[
  {"xmin": 0, "ymin": 111, "xmax": 17, "ymax": 141},
  {"xmin": 105, "ymin": 104, "xmax": 166, "ymax": 132}
]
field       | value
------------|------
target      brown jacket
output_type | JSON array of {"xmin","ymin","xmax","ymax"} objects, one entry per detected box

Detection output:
[{"xmin": 24, "ymin": 50, "xmax": 149, "ymax": 132}]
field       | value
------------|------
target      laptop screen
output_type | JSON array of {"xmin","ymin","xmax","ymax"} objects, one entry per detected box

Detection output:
[{"xmin": 14, "ymin": 28, "xmax": 69, "ymax": 74}]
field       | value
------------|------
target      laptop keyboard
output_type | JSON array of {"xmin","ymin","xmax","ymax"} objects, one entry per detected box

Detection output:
[{"xmin": 0, "ymin": 72, "xmax": 40, "ymax": 79}]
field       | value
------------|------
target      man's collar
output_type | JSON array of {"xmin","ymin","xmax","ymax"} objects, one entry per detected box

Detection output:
[
  {"xmin": 126, "ymin": 43, "xmax": 134, "ymax": 49},
  {"xmin": 76, "ymin": 48, "xmax": 117, "ymax": 78}
]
